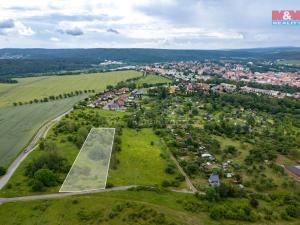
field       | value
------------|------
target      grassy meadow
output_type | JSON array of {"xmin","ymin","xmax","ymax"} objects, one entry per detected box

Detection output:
[
  {"xmin": 108, "ymin": 128, "xmax": 183, "ymax": 187},
  {"xmin": 0, "ymin": 190, "xmax": 207, "ymax": 225},
  {"xmin": 0, "ymin": 70, "xmax": 142, "ymax": 108},
  {"xmin": 1, "ymin": 190, "xmax": 299, "ymax": 225}
]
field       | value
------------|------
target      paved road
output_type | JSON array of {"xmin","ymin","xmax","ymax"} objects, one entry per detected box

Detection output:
[
  {"xmin": 0, "ymin": 186, "xmax": 136, "ymax": 204},
  {"xmin": 0, "ymin": 109, "xmax": 73, "ymax": 190}
]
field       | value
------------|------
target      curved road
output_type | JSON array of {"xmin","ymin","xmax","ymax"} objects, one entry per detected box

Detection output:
[{"xmin": 0, "ymin": 109, "xmax": 73, "ymax": 190}]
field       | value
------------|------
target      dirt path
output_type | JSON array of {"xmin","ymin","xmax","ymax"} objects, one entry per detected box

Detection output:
[
  {"xmin": 170, "ymin": 155, "xmax": 198, "ymax": 193},
  {"xmin": 0, "ymin": 186, "xmax": 136, "ymax": 204}
]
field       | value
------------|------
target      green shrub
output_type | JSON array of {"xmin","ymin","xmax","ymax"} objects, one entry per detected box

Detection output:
[
  {"xmin": 286, "ymin": 205, "xmax": 300, "ymax": 218},
  {"xmin": 25, "ymin": 152, "xmax": 68, "ymax": 177},
  {"xmin": 210, "ymin": 205, "xmax": 225, "ymax": 220},
  {"xmin": 0, "ymin": 166, "xmax": 6, "ymax": 176},
  {"xmin": 165, "ymin": 164, "xmax": 176, "ymax": 174},
  {"xmin": 31, "ymin": 180, "xmax": 45, "ymax": 192},
  {"xmin": 34, "ymin": 168, "xmax": 57, "ymax": 187}
]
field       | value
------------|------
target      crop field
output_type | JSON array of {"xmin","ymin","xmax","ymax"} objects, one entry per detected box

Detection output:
[
  {"xmin": 107, "ymin": 128, "xmax": 183, "ymax": 187},
  {"xmin": 135, "ymin": 74, "xmax": 171, "ymax": 87},
  {"xmin": 0, "ymin": 96, "xmax": 87, "ymax": 167},
  {"xmin": 0, "ymin": 71, "xmax": 141, "ymax": 168},
  {"xmin": 0, "ymin": 70, "xmax": 142, "ymax": 108}
]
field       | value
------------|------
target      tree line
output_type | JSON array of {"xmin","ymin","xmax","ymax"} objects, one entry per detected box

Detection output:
[
  {"xmin": 0, "ymin": 77, "xmax": 18, "ymax": 83},
  {"xmin": 12, "ymin": 89, "xmax": 95, "ymax": 106}
]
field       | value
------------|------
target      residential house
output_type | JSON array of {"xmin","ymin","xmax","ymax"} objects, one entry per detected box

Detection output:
[
  {"xmin": 169, "ymin": 85, "xmax": 178, "ymax": 94},
  {"xmin": 102, "ymin": 91, "xmax": 114, "ymax": 100},
  {"xmin": 186, "ymin": 83, "xmax": 193, "ymax": 92},
  {"xmin": 286, "ymin": 166, "xmax": 300, "ymax": 177},
  {"xmin": 195, "ymin": 83, "xmax": 210, "ymax": 92},
  {"xmin": 208, "ymin": 174, "xmax": 220, "ymax": 187},
  {"xmin": 115, "ymin": 87, "xmax": 129, "ymax": 95},
  {"xmin": 220, "ymin": 83, "xmax": 237, "ymax": 93}
]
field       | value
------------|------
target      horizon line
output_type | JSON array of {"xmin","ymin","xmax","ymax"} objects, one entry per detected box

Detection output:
[{"xmin": 0, "ymin": 46, "xmax": 299, "ymax": 51}]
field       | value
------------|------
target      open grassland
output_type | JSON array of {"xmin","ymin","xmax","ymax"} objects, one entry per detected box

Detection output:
[
  {"xmin": 0, "ymin": 191, "xmax": 206, "ymax": 225},
  {"xmin": 0, "ymin": 70, "xmax": 142, "ymax": 108},
  {"xmin": 108, "ymin": 128, "xmax": 183, "ymax": 187},
  {"xmin": 135, "ymin": 74, "xmax": 171, "ymax": 87},
  {"xmin": 0, "ymin": 190, "xmax": 299, "ymax": 225},
  {"xmin": 0, "ymin": 96, "xmax": 86, "ymax": 167}
]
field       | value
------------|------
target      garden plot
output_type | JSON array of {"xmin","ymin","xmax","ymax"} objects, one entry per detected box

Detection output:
[{"xmin": 60, "ymin": 128, "xmax": 115, "ymax": 192}]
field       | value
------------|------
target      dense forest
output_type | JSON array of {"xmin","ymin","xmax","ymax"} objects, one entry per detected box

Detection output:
[{"xmin": 0, "ymin": 47, "xmax": 300, "ymax": 77}]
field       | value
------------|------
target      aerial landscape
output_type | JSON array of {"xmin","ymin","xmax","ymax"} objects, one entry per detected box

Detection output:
[{"xmin": 0, "ymin": 1, "xmax": 300, "ymax": 225}]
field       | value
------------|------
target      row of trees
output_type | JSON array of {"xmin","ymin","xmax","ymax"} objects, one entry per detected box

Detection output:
[
  {"xmin": 13, "ymin": 89, "xmax": 95, "ymax": 106},
  {"xmin": 0, "ymin": 77, "xmax": 18, "ymax": 83}
]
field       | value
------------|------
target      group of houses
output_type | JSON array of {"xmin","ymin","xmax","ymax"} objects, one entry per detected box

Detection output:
[
  {"xmin": 171, "ymin": 126, "xmax": 243, "ymax": 188},
  {"xmin": 87, "ymin": 87, "xmax": 145, "ymax": 111},
  {"xmin": 168, "ymin": 82, "xmax": 300, "ymax": 99}
]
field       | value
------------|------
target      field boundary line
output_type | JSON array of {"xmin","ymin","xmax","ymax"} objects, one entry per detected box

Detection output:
[{"xmin": 59, "ymin": 128, "xmax": 115, "ymax": 193}]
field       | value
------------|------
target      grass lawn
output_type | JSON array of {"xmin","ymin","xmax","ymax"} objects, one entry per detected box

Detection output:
[
  {"xmin": 0, "ymin": 70, "xmax": 142, "ymax": 108},
  {"xmin": 0, "ymin": 96, "xmax": 86, "ymax": 167},
  {"xmin": 135, "ymin": 74, "xmax": 171, "ymax": 87},
  {"xmin": 107, "ymin": 128, "xmax": 183, "ymax": 187}
]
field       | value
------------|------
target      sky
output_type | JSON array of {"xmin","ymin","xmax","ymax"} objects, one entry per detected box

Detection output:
[{"xmin": 0, "ymin": 0, "xmax": 299, "ymax": 49}]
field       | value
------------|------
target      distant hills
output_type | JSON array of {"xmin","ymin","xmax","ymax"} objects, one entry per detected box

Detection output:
[{"xmin": 0, "ymin": 47, "xmax": 299, "ymax": 77}]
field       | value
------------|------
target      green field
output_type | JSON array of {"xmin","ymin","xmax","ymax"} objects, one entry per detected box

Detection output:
[
  {"xmin": 0, "ymin": 70, "xmax": 142, "ymax": 108},
  {"xmin": 0, "ymin": 71, "xmax": 142, "ymax": 167},
  {"xmin": 276, "ymin": 60, "xmax": 300, "ymax": 66},
  {"xmin": 135, "ymin": 74, "xmax": 171, "ymax": 87},
  {"xmin": 108, "ymin": 128, "xmax": 183, "ymax": 187},
  {"xmin": 0, "ymin": 96, "xmax": 86, "ymax": 167}
]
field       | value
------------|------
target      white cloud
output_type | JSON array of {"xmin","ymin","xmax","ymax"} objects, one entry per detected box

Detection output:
[
  {"xmin": 14, "ymin": 21, "xmax": 35, "ymax": 36},
  {"xmin": 0, "ymin": 0, "xmax": 299, "ymax": 48},
  {"xmin": 50, "ymin": 37, "xmax": 59, "ymax": 42}
]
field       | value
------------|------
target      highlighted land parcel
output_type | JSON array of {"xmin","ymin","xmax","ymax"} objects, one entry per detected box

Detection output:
[{"xmin": 60, "ymin": 128, "xmax": 115, "ymax": 192}]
